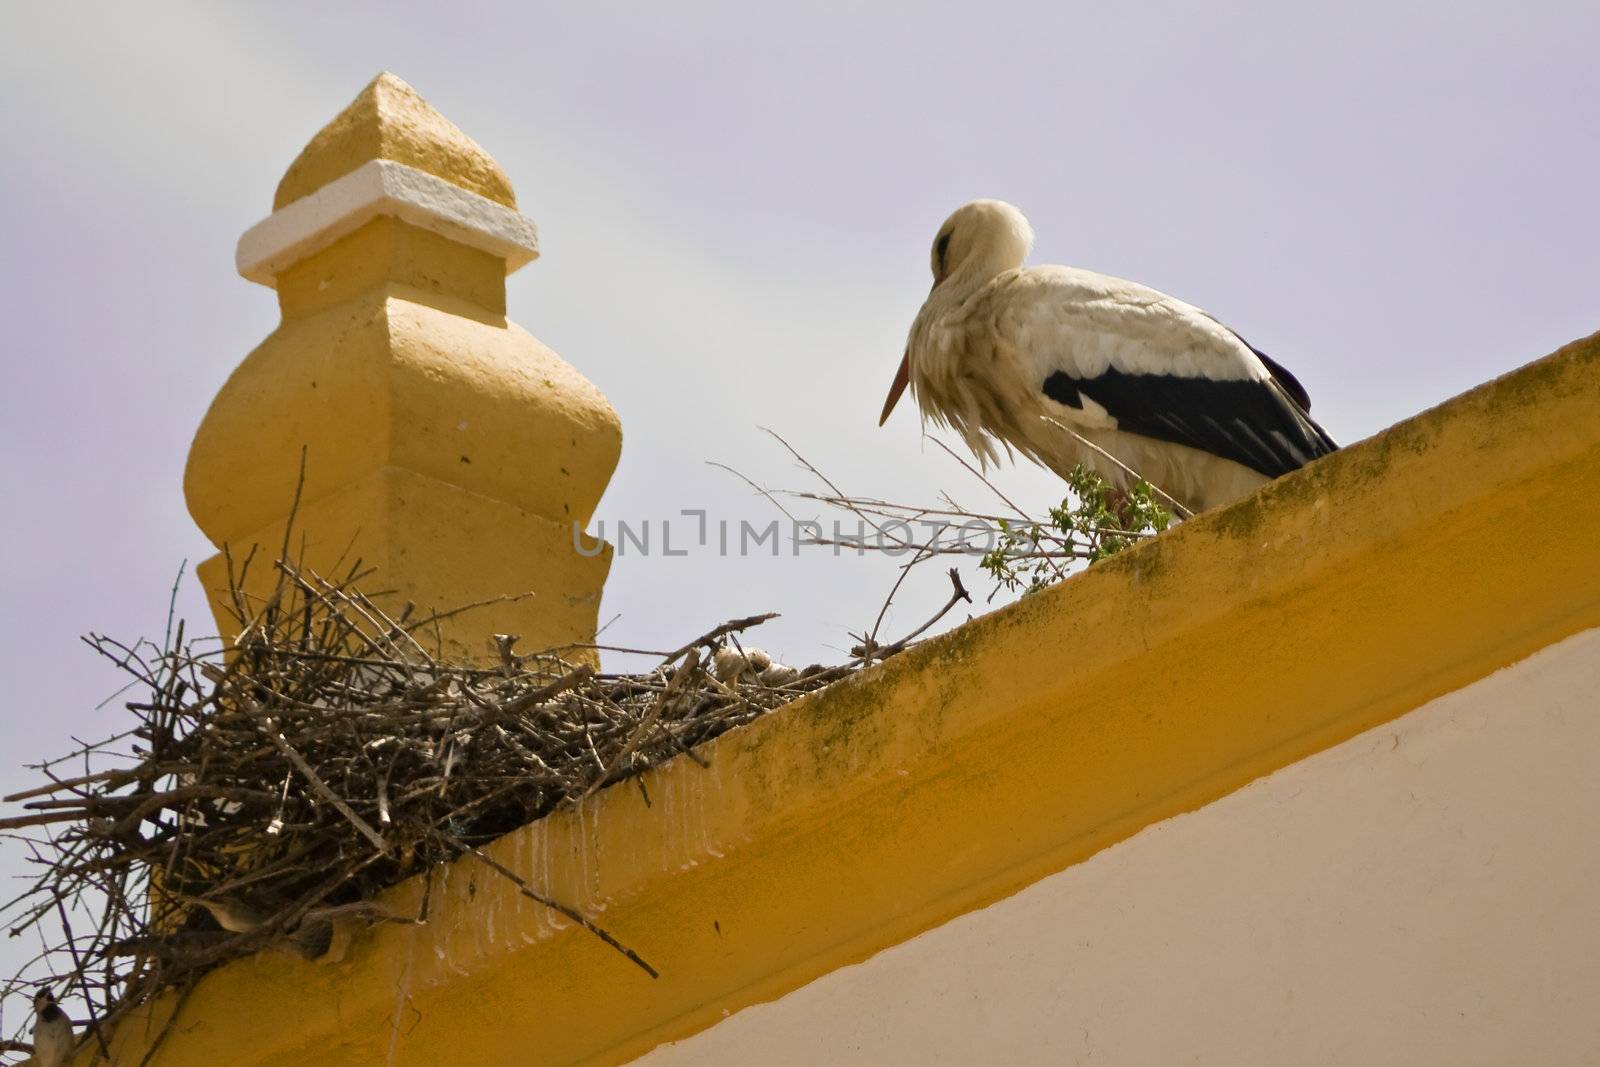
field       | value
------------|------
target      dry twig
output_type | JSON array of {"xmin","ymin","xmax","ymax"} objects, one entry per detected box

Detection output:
[{"xmin": 0, "ymin": 537, "xmax": 966, "ymax": 1053}]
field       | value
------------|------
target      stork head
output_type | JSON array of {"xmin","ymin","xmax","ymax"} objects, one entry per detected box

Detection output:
[
  {"xmin": 880, "ymin": 200, "xmax": 1035, "ymax": 425},
  {"xmin": 927, "ymin": 199, "xmax": 1035, "ymax": 291}
]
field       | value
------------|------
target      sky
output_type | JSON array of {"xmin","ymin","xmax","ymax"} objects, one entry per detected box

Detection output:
[{"xmin": 1, "ymin": 0, "xmax": 1597, "ymax": 1008}]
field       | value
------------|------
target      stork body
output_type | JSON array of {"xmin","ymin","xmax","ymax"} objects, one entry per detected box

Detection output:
[{"xmin": 882, "ymin": 200, "xmax": 1337, "ymax": 515}]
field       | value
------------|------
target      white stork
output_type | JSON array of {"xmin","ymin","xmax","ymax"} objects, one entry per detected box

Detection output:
[{"xmin": 879, "ymin": 199, "xmax": 1338, "ymax": 516}]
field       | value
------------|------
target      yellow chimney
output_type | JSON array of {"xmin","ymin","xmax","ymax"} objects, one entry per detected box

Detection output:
[{"xmin": 185, "ymin": 73, "xmax": 620, "ymax": 662}]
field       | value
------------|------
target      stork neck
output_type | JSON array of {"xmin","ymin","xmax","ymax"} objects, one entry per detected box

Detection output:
[{"xmin": 934, "ymin": 258, "xmax": 1008, "ymax": 308}]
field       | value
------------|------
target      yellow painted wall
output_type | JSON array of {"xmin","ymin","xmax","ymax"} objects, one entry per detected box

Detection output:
[{"xmin": 639, "ymin": 627, "xmax": 1600, "ymax": 1065}]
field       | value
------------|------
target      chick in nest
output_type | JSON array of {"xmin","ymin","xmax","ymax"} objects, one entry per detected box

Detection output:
[{"xmin": 712, "ymin": 645, "xmax": 799, "ymax": 688}]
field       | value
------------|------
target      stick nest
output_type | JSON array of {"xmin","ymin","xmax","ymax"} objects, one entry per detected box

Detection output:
[{"xmin": 1, "ymin": 547, "xmax": 938, "ymax": 1060}]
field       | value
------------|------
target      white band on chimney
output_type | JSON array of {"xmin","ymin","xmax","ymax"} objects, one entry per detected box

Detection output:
[{"xmin": 236, "ymin": 159, "xmax": 539, "ymax": 286}]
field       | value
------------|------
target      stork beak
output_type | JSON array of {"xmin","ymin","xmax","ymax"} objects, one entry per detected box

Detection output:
[{"xmin": 879, "ymin": 350, "xmax": 911, "ymax": 426}]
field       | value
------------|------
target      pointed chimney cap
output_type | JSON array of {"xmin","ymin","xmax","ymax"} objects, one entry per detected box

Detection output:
[{"xmin": 273, "ymin": 72, "xmax": 516, "ymax": 211}]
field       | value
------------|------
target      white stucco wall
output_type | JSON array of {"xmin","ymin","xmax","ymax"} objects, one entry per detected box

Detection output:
[{"xmin": 637, "ymin": 627, "xmax": 1600, "ymax": 1066}]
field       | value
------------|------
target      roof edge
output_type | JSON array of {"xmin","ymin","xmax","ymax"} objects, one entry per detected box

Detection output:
[{"xmin": 115, "ymin": 330, "xmax": 1600, "ymax": 1066}]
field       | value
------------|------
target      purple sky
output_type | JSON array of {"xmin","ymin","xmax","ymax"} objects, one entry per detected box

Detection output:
[{"xmin": 2, "ymin": 0, "xmax": 1596, "ymax": 1001}]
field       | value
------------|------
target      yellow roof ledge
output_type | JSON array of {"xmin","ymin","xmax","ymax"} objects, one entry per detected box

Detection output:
[
  {"xmin": 118, "ymin": 331, "xmax": 1600, "ymax": 1065},
  {"xmin": 274, "ymin": 72, "xmax": 516, "ymax": 210}
]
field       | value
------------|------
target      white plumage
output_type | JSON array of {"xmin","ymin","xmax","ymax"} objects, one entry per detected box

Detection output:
[
  {"xmin": 712, "ymin": 645, "xmax": 799, "ymax": 688},
  {"xmin": 881, "ymin": 200, "xmax": 1337, "ymax": 515}
]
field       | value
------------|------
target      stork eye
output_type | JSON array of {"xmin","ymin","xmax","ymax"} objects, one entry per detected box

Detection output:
[{"xmin": 934, "ymin": 231, "xmax": 952, "ymax": 272}]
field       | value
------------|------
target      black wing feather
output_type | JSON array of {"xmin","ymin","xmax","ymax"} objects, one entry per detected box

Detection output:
[
  {"xmin": 1201, "ymin": 314, "xmax": 1317, "ymax": 413},
  {"xmin": 1042, "ymin": 364, "xmax": 1338, "ymax": 479}
]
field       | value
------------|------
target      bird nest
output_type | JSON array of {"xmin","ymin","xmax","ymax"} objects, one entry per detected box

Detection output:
[
  {"xmin": 0, "ymin": 546, "xmax": 973, "ymax": 1063},
  {"xmin": 0, "ymin": 443, "xmax": 1171, "ymax": 1061}
]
